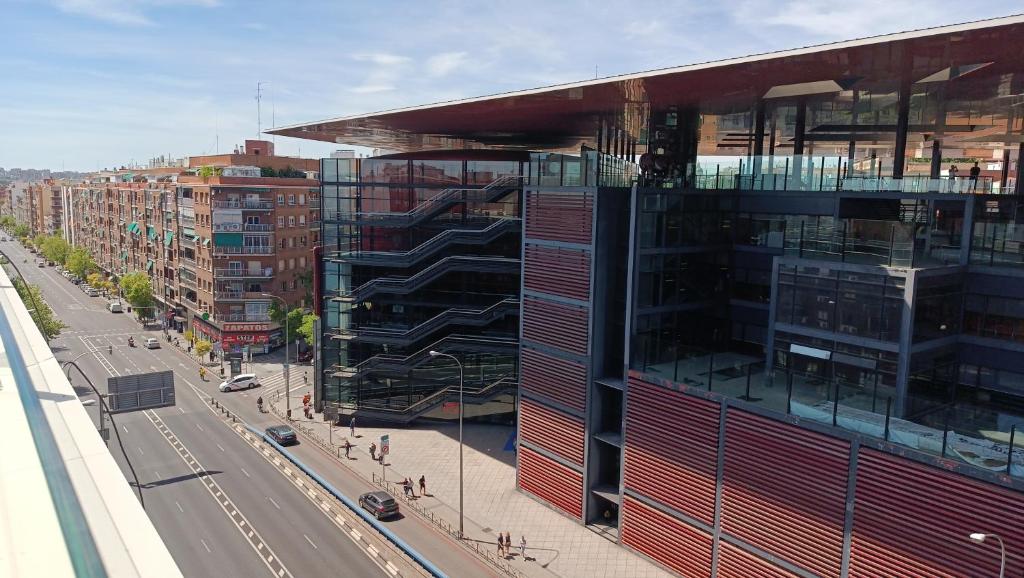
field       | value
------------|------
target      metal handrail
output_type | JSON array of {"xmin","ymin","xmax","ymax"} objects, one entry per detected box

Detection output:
[
  {"xmin": 339, "ymin": 298, "xmax": 519, "ymax": 344},
  {"xmin": 334, "ymin": 218, "xmax": 520, "ymax": 267},
  {"xmin": 357, "ymin": 375, "xmax": 518, "ymax": 416},
  {"xmin": 335, "ymin": 256, "xmax": 519, "ymax": 301},
  {"xmin": 331, "ymin": 334, "xmax": 518, "ymax": 377},
  {"xmin": 332, "ymin": 175, "xmax": 522, "ymax": 225}
]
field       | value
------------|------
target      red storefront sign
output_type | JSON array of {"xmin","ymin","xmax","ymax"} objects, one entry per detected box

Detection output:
[
  {"xmin": 222, "ymin": 332, "xmax": 270, "ymax": 345},
  {"xmin": 223, "ymin": 323, "xmax": 270, "ymax": 332},
  {"xmin": 191, "ymin": 318, "xmax": 221, "ymax": 340}
]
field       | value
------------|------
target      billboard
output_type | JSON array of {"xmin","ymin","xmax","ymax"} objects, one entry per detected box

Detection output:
[{"xmin": 107, "ymin": 370, "xmax": 176, "ymax": 413}]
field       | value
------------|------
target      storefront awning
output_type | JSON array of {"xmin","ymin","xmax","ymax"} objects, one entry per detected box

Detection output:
[{"xmin": 164, "ymin": 231, "xmax": 174, "ymax": 246}]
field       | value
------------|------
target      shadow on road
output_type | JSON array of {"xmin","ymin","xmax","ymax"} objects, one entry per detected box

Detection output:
[{"xmin": 132, "ymin": 470, "xmax": 223, "ymax": 489}]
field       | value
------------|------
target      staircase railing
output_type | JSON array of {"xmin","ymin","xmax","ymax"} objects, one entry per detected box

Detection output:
[
  {"xmin": 330, "ymin": 334, "xmax": 518, "ymax": 379},
  {"xmin": 338, "ymin": 298, "xmax": 519, "ymax": 346},
  {"xmin": 333, "ymin": 218, "xmax": 520, "ymax": 267},
  {"xmin": 333, "ymin": 256, "xmax": 520, "ymax": 302},
  {"xmin": 348, "ymin": 375, "xmax": 519, "ymax": 421}
]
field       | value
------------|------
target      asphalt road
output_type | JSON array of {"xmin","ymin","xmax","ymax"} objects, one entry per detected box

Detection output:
[{"xmin": 2, "ymin": 242, "xmax": 389, "ymax": 578}]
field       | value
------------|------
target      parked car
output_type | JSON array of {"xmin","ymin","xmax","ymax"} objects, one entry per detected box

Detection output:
[
  {"xmin": 84, "ymin": 287, "xmax": 99, "ymax": 297},
  {"xmin": 358, "ymin": 491, "xmax": 400, "ymax": 520},
  {"xmin": 108, "ymin": 301, "xmax": 123, "ymax": 313},
  {"xmin": 265, "ymin": 425, "xmax": 297, "ymax": 446},
  {"xmin": 144, "ymin": 337, "xmax": 160, "ymax": 349},
  {"xmin": 218, "ymin": 373, "xmax": 260, "ymax": 392},
  {"xmin": 36, "ymin": 260, "xmax": 45, "ymax": 267}
]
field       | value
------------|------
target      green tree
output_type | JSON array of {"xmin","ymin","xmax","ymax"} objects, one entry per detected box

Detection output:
[
  {"xmin": 12, "ymin": 278, "xmax": 66, "ymax": 340},
  {"xmin": 195, "ymin": 340, "xmax": 212, "ymax": 359},
  {"xmin": 119, "ymin": 272, "xmax": 153, "ymax": 312},
  {"xmin": 65, "ymin": 247, "xmax": 96, "ymax": 278},
  {"xmin": 33, "ymin": 234, "xmax": 46, "ymax": 250},
  {"xmin": 0, "ymin": 215, "xmax": 15, "ymax": 230},
  {"xmin": 260, "ymin": 166, "xmax": 277, "ymax": 177},
  {"xmin": 269, "ymin": 301, "xmax": 306, "ymax": 343},
  {"xmin": 86, "ymin": 272, "xmax": 104, "ymax": 288},
  {"xmin": 40, "ymin": 236, "xmax": 70, "ymax": 265},
  {"xmin": 297, "ymin": 313, "xmax": 318, "ymax": 344},
  {"xmin": 13, "ymin": 224, "xmax": 29, "ymax": 239},
  {"xmin": 183, "ymin": 329, "xmax": 195, "ymax": 344}
]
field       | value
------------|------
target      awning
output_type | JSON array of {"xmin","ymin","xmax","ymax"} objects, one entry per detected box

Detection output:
[
  {"xmin": 164, "ymin": 231, "xmax": 174, "ymax": 246},
  {"xmin": 147, "ymin": 225, "xmax": 157, "ymax": 241},
  {"xmin": 146, "ymin": 259, "xmax": 154, "ymax": 272},
  {"xmin": 214, "ymin": 232, "xmax": 243, "ymax": 247},
  {"xmin": 120, "ymin": 250, "xmax": 128, "ymax": 260},
  {"xmin": 126, "ymin": 222, "xmax": 139, "ymax": 234},
  {"xmin": 203, "ymin": 238, "xmax": 211, "ymax": 247}
]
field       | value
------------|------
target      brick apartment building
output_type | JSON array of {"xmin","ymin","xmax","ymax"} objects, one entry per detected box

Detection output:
[{"xmin": 65, "ymin": 140, "xmax": 320, "ymax": 351}]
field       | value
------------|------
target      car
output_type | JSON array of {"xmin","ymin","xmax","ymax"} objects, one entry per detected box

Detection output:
[
  {"xmin": 265, "ymin": 425, "xmax": 297, "ymax": 446},
  {"xmin": 36, "ymin": 260, "xmax": 45, "ymax": 267},
  {"xmin": 358, "ymin": 491, "xmax": 400, "ymax": 520},
  {"xmin": 84, "ymin": 287, "xmax": 99, "ymax": 297},
  {"xmin": 296, "ymin": 349, "xmax": 313, "ymax": 363},
  {"xmin": 80, "ymin": 284, "xmax": 92, "ymax": 291},
  {"xmin": 143, "ymin": 337, "xmax": 160, "ymax": 349},
  {"xmin": 108, "ymin": 301, "xmax": 123, "ymax": 313},
  {"xmin": 46, "ymin": 260, "xmax": 54, "ymax": 266},
  {"xmin": 218, "ymin": 373, "xmax": 260, "ymax": 392}
]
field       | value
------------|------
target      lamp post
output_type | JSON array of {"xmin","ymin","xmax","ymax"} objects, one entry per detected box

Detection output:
[
  {"xmin": 428, "ymin": 350, "xmax": 464, "ymax": 539},
  {"xmin": 63, "ymin": 351, "xmax": 105, "ymax": 439},
  {"xmin": 262, "ymin": 293, "xmax": 291, "ymax": 420},
  {"xmin": 968, "ymin": 533, "xmax": 1006, "ymax": 578}
]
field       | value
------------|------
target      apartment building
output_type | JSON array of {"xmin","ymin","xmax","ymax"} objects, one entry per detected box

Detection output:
[{"xmin": 66, "ymin": 141, "xmax": 320, "ymax": 352}]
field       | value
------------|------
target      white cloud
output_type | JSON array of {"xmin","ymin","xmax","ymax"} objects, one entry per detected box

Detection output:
[
  {"xmin": 425, "ymin": 51, "xmax": 468, "ymax": 77},
  {"xmin": 351, "ymin": 52, "xmax": 411, "ymax": 66},
  {"xmin": 53, "ymin": 0, "xmax": 219, "ymax": 26},
  {"xmin": 349, "ymin": 84, "xmax": 395, "ymax": 94}
]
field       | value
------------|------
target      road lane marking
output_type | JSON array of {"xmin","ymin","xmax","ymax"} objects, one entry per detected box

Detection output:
[
  {"xmin": 137, "ymin": 447, "xmax": 144, "ymax": 456},
  {"xmin": 178, "ymin": 407, "xmax": 185, "ymax": 414},
  {"xmin": 267, "ymin": 496, "xmax": 281, "ymax": 510},
  {"xmin": 195, "ymin": 423, "xmax": 204, "ymax": 432},
  {"xmin": 122, "ymin": 425, "xmax": 128, "ymax": 433},
  {"xmin": 200, "ymin": 539, "xmax": 211, "ymax": 553},
  {"xmin": 216, "ymin": 443, "xmax": 226, "ymax": 452},
  {"xmin": 175, "ymin": 501, "xmax": 184, "ymax": 513},
  {"xmin": 304, "ymin": 534, "xmax": 318, "ymax": 550},
  {"xmin": 240, "ymin": 468, "xmax": 251, "ymax": 478}
]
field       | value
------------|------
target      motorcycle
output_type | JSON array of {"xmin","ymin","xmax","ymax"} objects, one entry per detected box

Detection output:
[{"xmin": 128, "ymin": 338, "xmax": 135, "ymax": 348}]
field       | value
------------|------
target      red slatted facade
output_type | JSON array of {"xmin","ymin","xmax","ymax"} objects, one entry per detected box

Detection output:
[
  {"xmin": 519, "ymin": 398, "xmax": 585, "ymax": 466},
  {"xmin": 623, "ymin": 377, "xmax": 718, "ymax": 525},
  {"xmin": 520, "ymin": 347, "xmax": 587, "ymax": 412},
  {"xmin": 524, "ymin": 190, "xmax": 593, "ymax": 244},
  {"xmin": 523, "ymin": 245, "xmax": 591, "ymax": 301},
  {"xmin": 717, "ymin": 541, "xmax": 799, "ymax": 578},
  {"xmin": 521, "ymin": 296, "xmax": 588, "ymax": 355},
  {"xmin": 518, "ymin": 447, "xmax": 583, "ymax": 519},
  {"xmin": 621, "ymin": 496, "xmax": 713, "ymax": 578},
  {"xmin": 722, "ymin": 411, "xmax": 849, "ymax": 578},
  {"xmin": 849, "ymin": 449, "xmax": 1024, "ymax": 578}
]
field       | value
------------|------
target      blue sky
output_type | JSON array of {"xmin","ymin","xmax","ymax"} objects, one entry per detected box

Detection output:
[{"xmin": 1, "ymin": 0, "xmax": 1019, "ymax": 171}]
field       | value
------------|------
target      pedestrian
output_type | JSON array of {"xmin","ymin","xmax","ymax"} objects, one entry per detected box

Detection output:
[
  {"xmin": 418, "ymin": 475, "xmax": 426, "ymax": 496},
  {"xmin": 949, "ymin": 164, "xmax": 959, "ymax": 191},
  {"xmin": 350, "ymin": 416, "xmax": 356, "ymax": 437},
  {"xmin": 303, "ymin": 372, "xmax": 308, "ymax": 384},
  {"xmin": 402, "ymin": 478, "xmax": 411, "ymax": 497},
  {"xmin": 969, "ymin": 161, "xmax": 981, "ymax": 191},
  {"xmin": 302, "ymin": 392, "xmax": 311, "ymax": 406},
  {"xmin": 519, "ymin": 535, "xmax": 526, "ymax": 558},
  {"xmin": 504, "ymin": 532, "xmax": 512, "ymax": 558},
  {"xmin": 497, "ymin": 533, "xmax": 504, "ymax": 557},
  {"xmin": 344, "ymin": 439, "xmax": 352, "ymax": 459},
  {"xmin": 369, "ymin": 442, "xmax": 377, "ymax": 462}
]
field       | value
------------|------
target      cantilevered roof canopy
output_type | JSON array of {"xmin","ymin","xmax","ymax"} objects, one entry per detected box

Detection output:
[{"xmin": 270, "ymin": 15, "xmax": 1024, "ymax": 152}]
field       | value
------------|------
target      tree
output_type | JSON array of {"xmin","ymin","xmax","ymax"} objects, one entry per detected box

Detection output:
[
  {"xmin": 119, "ymin": 272, "xmax": 153, "ymax": 312},
  {"xmin": 86, "ymin": 272, "xmax": 104, "ymax": 288},
  {"xmin": 40, "ymin": 236, "xmax": 70, "ymax": 265},
  {"xmin": 12, "ymin": 278, "xmax": 66, "ymax": 340},
  {"xmin": 195, "ymin": 340, "xmax": 212, "ymax": 359},
  {"xmin": 269, "ymin": 301, "xmax": 306, "ymax": 343},
  {"xmin": 297, "ymin": 313, "xmax": 318, "ymax": 344},
  {"xmin": 260, "ymin": 166, "xmax": 277, "ymax": 177},
  {"xmin": 183, "ymin": 329, "xmax": 195, "ymax": 344},
  {"xmin": 65, "ymin": 247, "xmax": 97, "ymax": 278},
  {"xmin": 13, "ymin": 224, "xmax": 29, "ymax": 239}
]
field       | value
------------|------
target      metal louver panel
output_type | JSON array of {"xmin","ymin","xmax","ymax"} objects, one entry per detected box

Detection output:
[
  {"xmin": 520, "ymin": 347, "xmax": 586, "ymax": 412},
  {"xmin": 717, "ymin": 541, "xmax": 799, "ymax": 578},
  {"xmin": 524, "ymin": 190, "xmax": 593, "ymax": 244},
  {"xmin": 621, "ymin": 496, "xmax": 712, "ymax": 578},
  {"xmin": 524, "ymin": 244, "xmax": 591, "ymax": 301},
  {"xmin": 520, "ymin": 398, "xmax": 584, "ymax": 466},
  {"xmin": 521, "ymin": 296, "xmax": 588, "ymax": 355},
  {"xmin": 624, "ymin": 377, "xmax": 718, "ymax": 524},
  {"xmin": 518, "ymin": 447, "xmax": 582, "ymax": 519}
]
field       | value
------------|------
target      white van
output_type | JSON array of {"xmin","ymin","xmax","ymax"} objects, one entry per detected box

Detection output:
[
  {"xmin": 108, "ymin": 301, "xmax": 123, "ymax": 313},
  {"xmin": 219, "ymin": 374, "xmax": 260, "ymax": 392}
]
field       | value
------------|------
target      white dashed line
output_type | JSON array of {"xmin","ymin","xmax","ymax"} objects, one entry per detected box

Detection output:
[
  {"xmin": 195, "ymin": 423, "xmax": 204, "ymax": 432},
  {"xmin": 122, "ymin": 425, "xmax": 128, "ymax": 433},
  {"xmin": 240, "ymin": 468, "xmax": 251, "ymax": 478},
  {"xmin": 216, "ymin": 443, "xmax": 226, "ymax": 452},
  {"xmin": 178, "ymin": 407, "xmax": 185, "ymax": 414},
  {"xmin": 137, "ymin": 446, "xmax": 144, "ymax": 456},
  {"xmin": 200, "ymin": 539, "xmax": 211, "ymax": 553},
  {"xmin": 304, "ymin": 534, "xmax": 318, "ymax": 550},
  {"xmin": 175, "ymin": 501, "xmax": 184, "ymax": 513},
  {"xmin": 267, "ymin": 497, "xmax": 281, "ymax": 510}
]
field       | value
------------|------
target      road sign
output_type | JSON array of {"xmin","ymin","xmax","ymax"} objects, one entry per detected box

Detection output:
[
  {"xmin": 380, "ymin": 434, "xmax": 389, "ymax": 455},
  {"xmin": 107, "ymin": 370, "xmax": 175, "ymax": 413}
]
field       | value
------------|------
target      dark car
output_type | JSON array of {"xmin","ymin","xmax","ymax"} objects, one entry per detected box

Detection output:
[
  {"xmin": 358, "ymin": 491, "xmax": 399, "ymax": 520},
  {"xmin": 296, "ymin": 349, "xmax": 313, "ymax": 363},
  {"xmin": 265, "ymin": 425, "xmax": 298, "ymax": 446}
]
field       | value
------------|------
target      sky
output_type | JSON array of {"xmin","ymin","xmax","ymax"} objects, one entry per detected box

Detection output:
[{"xmin": 0, "ymin": 0, "xmax": 1019, "ymax": 171}]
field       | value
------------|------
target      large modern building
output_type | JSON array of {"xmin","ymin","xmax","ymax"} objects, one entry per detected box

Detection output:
[
  {"xmin": 276, "ymin": 16, "xmax": 1024, "ymax": 577},
  {"xmin": 65, "ymin": 141, "xmax": 321, "ymax": 350}
]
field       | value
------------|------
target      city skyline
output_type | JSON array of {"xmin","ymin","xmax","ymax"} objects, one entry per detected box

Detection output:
[{"xmin": 1, "ymin": 0, "xmax": 1018, "ymax": 170}]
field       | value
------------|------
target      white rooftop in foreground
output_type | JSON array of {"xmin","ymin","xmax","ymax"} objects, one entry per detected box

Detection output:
[{"xmin": 0, "ymin": 265, "xmax": 180, "ymax": 578}]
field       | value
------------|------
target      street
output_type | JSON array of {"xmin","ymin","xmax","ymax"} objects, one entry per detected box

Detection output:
[{"xmin": 2, "ymin": 238, "xmax": 498, "ymax": 578}]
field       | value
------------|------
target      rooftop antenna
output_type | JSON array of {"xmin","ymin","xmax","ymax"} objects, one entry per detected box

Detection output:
[{"xmin": 256, "ymin": 81, "xmax": 267, "ymax": 138}]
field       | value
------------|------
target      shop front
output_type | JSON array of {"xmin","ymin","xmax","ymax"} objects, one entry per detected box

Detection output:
[{"xmin": 220, "ymin": 322, "xmax": 282, "ymax": 355}]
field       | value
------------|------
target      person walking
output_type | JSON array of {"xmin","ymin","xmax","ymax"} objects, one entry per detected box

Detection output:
[
  {"xmin": 519, "ymin": 535, "xmax": 526, "ymax": 558},
  {"xmin": 349, "ymin": 416, "xmax": 356, "ymax": 437},
  {"xmin": 369, "ymin": 442, "xmax": 377, "ymax": 462},
  {"xmin": 344, "ymin": 439, "xmax": 352, "ymax": 459},
  {"xmin": 949, "ymin": 164, "xmax": 959, "ymax": 192},
  {"xmin": 418, "ymin": 475, "xmax": 426, "ymax": 496},
  {"xmin": 497, "ymin": 533, "xmax": 504, "ymax": 558},
  {"xmin": 504, "ymin": 533, "xmax": 512, "ymax": 558}
]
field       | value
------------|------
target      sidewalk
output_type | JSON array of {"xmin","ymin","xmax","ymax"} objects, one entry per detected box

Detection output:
[{"xmin": 266, "ymin": 385, "xmax": 672, "ymax": 578}]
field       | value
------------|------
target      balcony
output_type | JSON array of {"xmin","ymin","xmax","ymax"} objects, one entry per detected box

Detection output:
[
  {"xmin": 212, "ymin": 245, "xmax": 274, "ymax": 256},
  {"xmin": 214, "ymin": 290, "xmax": 271, "ymax": 301},
  {"xmin": 212, "ymin": 199, "xmax": 274, "ymax": 210},
  {"xmin": 215, "ymin": 267, "xmax": 274, "ymax": 278},
  {"xmin": 218, "ymin": 313, "xmax": 272, "ymax": 322},
  {"xmin": 212, "ymin": 223, "xmax": 275, "ymax": 232}
]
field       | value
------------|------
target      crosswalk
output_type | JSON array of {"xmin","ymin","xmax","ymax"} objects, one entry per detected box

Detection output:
[{"xmin": 258, "ymin": 370, "xmax": 311, "ymax": 397}]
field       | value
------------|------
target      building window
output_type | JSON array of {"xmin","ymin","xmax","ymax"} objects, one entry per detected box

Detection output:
[
  {"xmin": 282, "ymin": 282, "xmax": 287, "ymax": 292},
  {"xmin": 279, "ymin": 259, "xmax": 285, "ymax": 271},
  {"xmin": 277, "ymin": 194, "xmax": 285, "ymax": 205},
  {"xmin": 299, "ymin": 215, "xmax": 306, "ymax": 226},
  {"xmin": 288, "ymin": 194, "xmax": 296, "ymax": 206},
  {"xmin": 277, "ymin": 216, "xmax": 285, "ymax": 227},
  {"xmin": 288, "ymin": 237, "xmax": 295, "ymax": 248},
  {"xmin": 300, "ymin": 256, "xmax": 306, "ymax": 268},
  {"xmin": 288, "ymin": 216, "xmax": 295, "ymax": 227},
  {"xmin": 299, "ymin": 194, "xmax": 306, "ymax": 205},
  {"xmin": 289, "ymin": 258, "xmax": 295, "ymax": 270}
]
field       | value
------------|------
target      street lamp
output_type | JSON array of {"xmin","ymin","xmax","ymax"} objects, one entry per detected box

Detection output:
[
  {"xmin": 262, "ymin": 293, "xmax": 291, "ymax": 420},
  {"xmin": 428, "ymin": 350, "xmax": 464, "ymax": 539},
  {"xmin": 968, "ymin": 533, "xmax": 1006, "ymax": 578}
]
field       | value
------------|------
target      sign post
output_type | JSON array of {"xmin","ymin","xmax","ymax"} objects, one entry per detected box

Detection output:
[{"xmin": 380, "ymin": 434, "xmax": 389, "ymax": 482}]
